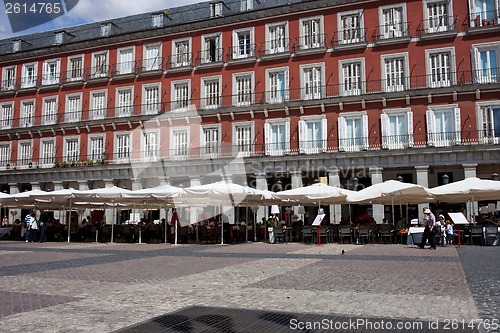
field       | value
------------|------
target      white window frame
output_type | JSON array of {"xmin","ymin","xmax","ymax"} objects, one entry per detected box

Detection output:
[
  {"xmin": 300, "ymin": 63, "xmax": 325, "ymax": 100},
  {"xmin": 13, "ymin": 40, "xmax": 21, "ymax": 52},
  {"xmin": 381, "ymin": 52, "xmax": 410, "ymax": 92},
  {"xmin": 339, "ymin": 58, "xmax": 366, "ymax": 96},
  {"xmin": 298, "ymin": 115, "xmax": 327, "ymax": 154},
  {"xmin": 201, "ymin": 33, "xmax": 223, "ymax": 64},
  {"xmin": 18, "ymin": 140, "xmax": 33, "ymax": 167},
  {"xmin": 170, "ymin": 127, "xmax": 190, "ymax": 160},
  {"xmin": 201, "ymin": 75, "xmax": 221, "ymax": 109},
  {"xmin": 232, "ymin": 72, "xmax": 254, "ymax": 106},
  {"xmin": 476, "ymin": 100, "xmax": 500, "ymax": 144},
  {"xmin": 264, "ymin": 118, "xmax": 290, "ymax": 156},
  {"xmin": 468, "ymin": 0, "xmax": 500, "ymax": 27},
  {"xmin": 115, "ymin": 86, "xmax": 134, "ymax": 117},
  {"xmin": 20, "ymin": 99, "xmax": 35, "ymax": 128},
  {"xmin": 65, "ymin": 93, "xmax": 82, "ymax": 123},
  {"xmin": 338, "ymin": 112, "xmax": 369, "ymax": 152},
  {"xmin": 91, "ymin": 51, "xmax": 109, "ymax": 78},
  {"xmin": 21, "ymin": 62, "xmax": 38, "ymax": 88},
  {"xmin": 172, "ymin": 38, "xmax": 192, "ymax": 67},
  {"xmin": 42, "ymin": 96, "xmax": 58, "ymax": 125},
  {"xmin": 64, "ymin": 136, "xmax": 80, "ymax": 162},
  {"xmin": 381, "ymin": 108, "xmax": 414, "ymax": 149},
  {"xmin": 425, "ymin": 47, "xmax": 456, "ymax": 88},
  {"xmin": 472, "ymin": 42, "xmax": 500, "ymax": 84},
  {"xmin": 232, "ymin": 121, "xmax": 254, "ymax": 157},
  {"xmin": 266, "ymin": 67, "xmax": 289, "ymax": 104},
  {"xmin": 210, "ymin": 2, "xmax": 223, "ymax": 17},
  {"xmin": 337, "ymin": 9, "xmax": 364, "ymax": 44},
  {"xmin": 88, "ymin": 135, "xmax": 105, "ymax": 161},
  {"xmin": 115, "ymin": 132, "xmax": 132, "ymax": 163},
  {"xmin": 426, "ymin": 104, "xmax": 461, "ymax": 147},
  {"xmin": 378, "ymin": 3, "xmax": 407, "ymax": 39},
  {"xmin": 423, "ymin": 0, "xmax": 454, "ymax": 33},
  {"xmin": 171, "ymin": 79, "xmax": 191, "ymax": 112},
  {"xmin": 40, "ymin": 139, "xmax": 55, "ymax": 166},
  {"xmin": 201, "ymin": 125, "xmax": 221, "ymax": 158},
  {"xmin": 0, "ymin": 143, "xmax": 11, "ymax": 167},
  {"xmin": 241, "ymin": 0, "xmax": 253, "ymax": 11},
  {"xmin": 67, "ymin": 55, "xmax": 84, "ymax": 81},
  {"xmin": 90, "ymin": 90, "xmax": 107, "ymax": 120},
  {"xmin": 101, "ymin": 23, "xmax": 112, "ymax": 37},
  {"xmin": 142, "ymin": 130, "xmax": 159, "ymax": 162},
  {"xmin": 152, "ymin": 13, "xmax": 164, "ymax": 28},
  {"xmin": 55, "ymin": 32, "xmax": 64, "ymax": 45},
  {"xmin": 299, "ymin": 16, "xmax": 324, "ymax": 49},
  {"xmin": 0, "ymin": 102, "xmax": 14, "ymax": 130},
  {"xmin": 42, "ymin": 58, "xmax": 60, "ymax": 85},
  {"xmin": 117, "ymin": 47, "xmax": 135, "ymax": 75},
  {"xmin": 1, "ymin": 66, "xmax": 16, "ymax": 91},
  {"xmin": 232, "ymin": 27, "xmax": 254, "ymax": 59},
  {"xmin": 265, "ymin": 21, "xmax": 289, "ymax": 54},
  {"xmin": 142, "ymin": 83, "xmax": 161, "ymax": 114},
  {"xmin": 143, "ymin": 43, "xmax": 162, "ymax": 71}
]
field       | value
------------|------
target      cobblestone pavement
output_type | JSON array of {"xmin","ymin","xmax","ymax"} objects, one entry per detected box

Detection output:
[{"xmin": 0, "ymin": 241, "xmax": 496, "ymax": 333}]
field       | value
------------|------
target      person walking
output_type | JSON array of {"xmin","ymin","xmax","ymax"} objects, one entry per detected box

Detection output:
[{"xmin": 420, "ymin": 208, "xmax": 436, "ymax": 250}]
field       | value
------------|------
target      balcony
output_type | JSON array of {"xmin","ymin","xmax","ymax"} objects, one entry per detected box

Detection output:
[
  {"xmin": 332, "ymin": 28, "xmax": 368, "ymax": 51},
  {"xmin": 258, "ymin": 39, "xmax": 291, "ymax": 61},
  {"xmin": 294, "ymin": 34, "xmax": 328, "ymax": 55},
  {"xmin": 85, "ymin": 65, "xmax": 111, "ymax": 83},
  {"xmin": 136, "ymin": 57, "xmax": 164, "ymax": 77},
  {"xmin": 0, "ymin": 78, "xmax": 18, "ymax": 96},
  {"xmin": 165, "ymin": 53, "xmax": 194, "ymax": 73},
  {"xmin": 195, "ymin": 48, "xmax": 224, "ymax": 69},
  {"xmin": 226, "ymin": 44, "xmax": 257, "ymax": 65},
  {"xmin": 373, "ymin": 22, "xmax": 411, "ymax": 46},
  {"xmin": 417, "ymin": 16, "xmax": 458, "ymax": 40},
  {"xmin": 465, "ymin": 10, "xmax": 500, "ymax": 34},
  {"xmin": 61, "ymin": 69, "xmax": 85, "ymax": 87},
  {"xmin": 111, "ymin": 61, "xmax": 138, "ymax": 80}
]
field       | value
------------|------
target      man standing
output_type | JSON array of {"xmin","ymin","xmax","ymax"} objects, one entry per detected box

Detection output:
[
  {"xmin": 420, "ymin": 208, "xmax": 436, "ymax": 250},
  {"xmin": 27, "ymin": 210, "xmax": 38, "ymax": 243}
]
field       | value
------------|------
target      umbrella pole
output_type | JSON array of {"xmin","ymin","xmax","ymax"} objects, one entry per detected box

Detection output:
[
  {"xmin": 67, "ymin": 199, "xmax": 72, "ymax": 243},
  {"xmin": 391, "ymin": 197, "xmax": 395, "ymax": 226},
  {"xmin": 245, "ymin": 201, "xmax": 248, "ymax": 242},
  {"xmin": 220, "ymin": 205, "xmax": 224, "ymax": 245},
  {"xmin": 164, "ymin": 206, "xmax": 168, "ymax": 244},
  {"xmin": 111, "ymin": 203, "xmax": 115, "ymax": 244},
  {"xmin": 254, "ymin": 210, "xmax": 257, "ymax": 242},
  {"xmin": 175, "ymin": 209, "xmax": 178, "ymax": 245}
]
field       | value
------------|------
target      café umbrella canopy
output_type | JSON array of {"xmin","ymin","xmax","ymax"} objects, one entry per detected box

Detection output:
[{"xmin": 274, "ymin": 183, "xmax": 349, "ymax": 204}]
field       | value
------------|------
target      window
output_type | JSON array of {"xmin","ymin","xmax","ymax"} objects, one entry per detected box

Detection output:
[
  {"xmin": 299, "ymin": 117, "xmax": 327, "ymax": 153},
  {"xmin": 202, "ymin": 34, "xmax": 222, "ymax": 63},
  {"xmin": 115, "ymin": 133, "xmax": 131, "ymax": 162},
  {"xmin": 55, "ymin": 32, "xmax": 64, "ymax": 45},
  {"xmin": 2, "ymin": 66, "xmax": 16, "ymax": 91},
  {"xmin": 382, "ymin": 53, "xmax": 409, "ymax": 92},
  {"xmin": 233, "ymin": 73, "xmax": 253, "ymax": 106},
  {"xmin": 13, "ymin": 40, "xmax": 21, "ymax": 52},
  {"xmin": 267, "ymin": 22, "xmax": 288, "ymax": 54},
  {"xmin": 117, "ymin": 48, "xmax": 135, "ymax": 75},
  {"xmin": 40, "ymin": 140, "xmax": 55, "ymax": 165},
  {"xmin": 338, "ymin": 113, "xmax": 369, "ymax": 152},
  {"xmin": 210, "ymin": 2, "xmax": 223, "ymax": 17},
  {"xmin": 66, "ymin": 94, "xmax": 81, "ymax": 123},
  {"xmin": 469, "ymin": 0, "xmax": 498, "ymax": 27},
  {"xmin": 116, "ymin": 87, "xmax": 133, "ymax": 117},
  {"xmin": 381, "ymin": 109, "xmax": 414, "ymax": 149},
  {"xmin": 301, "ymin": 64, "xmax": 324, "ymax": 100},
  {"xmin": 1, "ymin": 103, "xmax": 13, "ymax": 130},
  {"xmin": 426, "ymin": 106, "xmax": 461, "ymax": 147},
  {"xmin": 339, "ymin": 58, "xmax": 365, "ymax": 96},
  {"xmin": 68, "ymin": 56, "xmax": 83, "ymax": 81},
  {"xmin": 42, "ymin": 59, "xmax": 60, "ymax": 85},
  {"xmin": 265, "ymin": 120, "xmax": 290, "ymax": 155},
  {"xmin": 42, "ymin": 97, "xmax": 57, "ymax": 125},
  {"xmin": 473, "ymin": 43, "xmax": 500, "ymax": 83},
  {"xmin": 232, "ymin": 28, "xmax": 253, "ymax": 59},
  {"xmin": 426, "ymin": 48, "xmax": 455, "ymax": 88},
  {"xmin": 152, "ymin": 13, "xmax": 164, "ymax": 28},
  {"xmin": 89, "ymin": 136, "xmax": 105, "ymax": 161},
  {"xmin": 101, "ymin": 23, "xmax": 112, "ymax": 37},
  {"xmin": 0, "ymin": 144, "xmax": 11, "ymax": 166},
  {"xmin": 143, "ymin": 132, "xmax": 158, "ymax": 161},
  {"xmin": 90, "ymin": 90, "xmax": 106, "ymax": 120},
  {"xmin": 171, "ymin": 80, "xmax": 190, "ymax": 111},
  {"xmin": 477, "ymin": 102, "xmax": 500, "ymax": 143},
  {"xmin": 172, "ymin": 39, "xmax": 191, "ymax": 67},
  {"xmin": 338, "ymin": 10, "xmax": 364, "ymax": 44},
  {"xmin": 171, "ymin": 128, "xmax": 189, "ymax": 159},
  {"xmin": 241, "ymin": 0, "xmax": 253, "ymax": 11},
  {"xmin": 267, "ymin": 67, "xmax": 288, "ymax": 103},
  {"xmin": 143, "ymin": 44, "xmax": 162, "ymax": 71},
  {"xmin": 64, "ymin": 138, "xmax": 80, "ymax": 162},
  {"xmin": 21, "ymin": 63, "xmax": 37, "ymax": 88},
  {"xmin": 202, "ymin": 126, "xmax": 220, "ymax": 157},
  {"xmin": 233, "ymin": 123, "xmax": 253, "ymax": 156},
  {"xmin": 201, "ymin": 76, "xmax": 221, "ymax": 109},
  {"xmin": 142, "ymin": 84, "xmax": 160, "ymax": 114},
  {"xmin": 18, "ymin": 141, "xmax": 32, "ymax": 166},
  {"xmin": 91, "ymin": 52, "xmax": 108, "ymax": 78},
  {"xmin": 424, "ymin": 0, "xmax": 452, "ymax": 33},
  {"xmin": 300, "ymin": 17, "xmax": 323, "ymax": 49},
  {"xmin": 21, "ymin": 100, "xmax": 34, "ymax": 127},
  {"xmin": 379, "ymin": 5, "xmax": 406, "ymax": 39}
]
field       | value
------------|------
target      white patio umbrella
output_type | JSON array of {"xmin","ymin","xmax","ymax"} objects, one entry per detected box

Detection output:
[{"xmin": 274, "ymin": 183, "xmax": 349, "ymax": 205}]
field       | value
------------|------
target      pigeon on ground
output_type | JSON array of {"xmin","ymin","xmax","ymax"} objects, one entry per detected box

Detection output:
[{"xmin": 341, "ymin": 249, "xmax": 345, "ymax": 254}]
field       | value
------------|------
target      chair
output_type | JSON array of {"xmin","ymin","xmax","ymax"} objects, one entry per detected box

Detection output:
[
  {"xmin": 318, "ymin": 226, "xmax": 330, "ymax": 244},
  {"xmin": 358, "ymin": 226, "xmax": 373, "ymax": 244},
  {"xmin": 301, "ymin": 226, "xmax": 313, "ymax": 244},
  {"xmin": 465, "ymin": 226, "xmax": 484, "ymax": 245},
  {"xmin": 101, "ymin": 225, "xmax": 111, "ymax": 242},
  {"xmin": 339, "ymin": 226, "xmax": 352, "ymax": 244},
  {"xmin": 379, "ymin": 225, "xmax": 393, "ymax": 244},
  {"xmin": 273, "ymin": 227, "xmax": 284, "ymax": 243},
  {"xmin": 484, "ymin": 226, "xmax": 499, "ymax": 246}
]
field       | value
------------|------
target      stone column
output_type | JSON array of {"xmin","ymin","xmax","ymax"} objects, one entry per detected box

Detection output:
[
  {"xmin": 104, "ymin": 179, "xmax": 114, "ymax": 225},
  {"xmin": 290, "ymin": 171, "xmax": 304, "ymax": 223},
  {"xmin": 30, "ymin": 182, "xmax": 41, "ymax": 191},
  {"xmin": 189, "ymin": 177, "xmax": 201, "ymax": 225},
  {"xmin": 158, "ymin": 178, "xmax": 169, "ymax": 221},
  {"xmin": 129, "ymin": 179, "xmax": 142, "ymax": 223},
  {"xmin": 8, "ymin": 183, "xmax": 20, "ymax": 224},
  {"xmin": 369, "ymin": 167, "xmax": 384, "ymax": 223},
  {"xmin": 77, "ymin": 181, "xmax": 90, "ymax": 222},
  {"xmin": 53, "ymin": 181, "xmax": 64, "ymax": 222},
  {"xmin": 221, "ymin": 174, "xmax": 235, "ymax": 225},
  {"xmin": 255, "ymin": 173, "xmax": 268, "ymax": 225},
  {"xmin": 328, "ymin": 168, "xmax": 341, "ymax": 224},
  {"xmin": 415, "ymin": 166, "xmax": 429, "ymax": 222},
  {"xmin": 463, "ymin": 163, "xmax": 478, "ymax": 222}
]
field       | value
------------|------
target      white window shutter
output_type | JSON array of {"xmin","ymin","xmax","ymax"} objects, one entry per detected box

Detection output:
[
  {"xmin": 426, "ymin": 110, "xmax": 435, "ymax": 147},
  {"xmin": 381, "ymin": 113, "xmax": 390, "ymax": 149},
  {"xmin": 362, "ymin": 114, "xmax": 369, "ymax": 150},
  {"xmin": 407, "ymin": 111, "xmax": 414, "ymax": 148},
  {"xmin": 338, "ymin": 116, "xmax": 346, "ymax": 152},
  {"xmin": 264, "ymin": 122, "xmax": 271, "ymax": 155},
  {"xmin": 298, "ymin": 120, "xmax": 306, "ymax": 153},
  {"xmin": 321, "ymin": 118, "xmax": 328, "ymax": 152},
  {"xmin": 454, "ymin": 107, "xmax": 461, "ymax": 144},
  {"xmin": 42, "ymin": 62, "xmax": 47, "ymax": 83},
  {"xmin": 285, "ymin": 121, "xmax": 291, "ymax": 153}
]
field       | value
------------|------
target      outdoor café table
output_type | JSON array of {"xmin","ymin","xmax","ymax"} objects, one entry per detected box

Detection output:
[
  {"xmin": 283, "ymin": 226, "xmax": 293, "ymax": 243},
  {"xmin": 407, "ymin": 227, "xmax": 425, "ymax": 245},
  {"xmin": 0, "ymin": 227, "xmax": 12, "ymax": 238}
]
